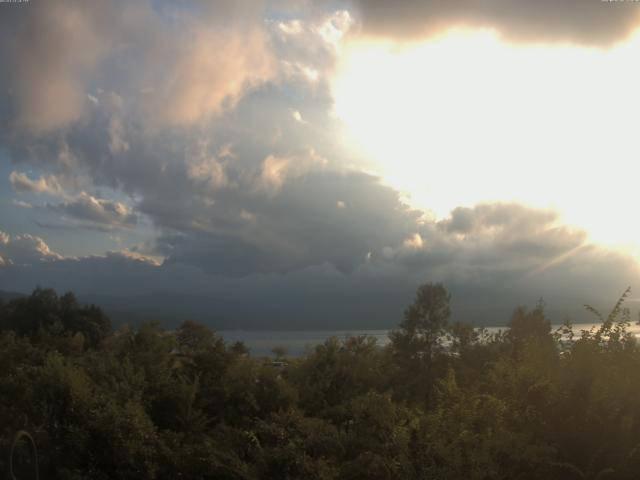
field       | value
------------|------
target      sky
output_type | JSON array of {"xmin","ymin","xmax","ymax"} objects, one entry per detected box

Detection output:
[{"xmin": 0, "ymin": 0, "xmax": 639, "ymax": 326}]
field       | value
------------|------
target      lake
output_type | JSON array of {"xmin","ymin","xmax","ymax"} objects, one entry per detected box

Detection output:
[{"xmin": 219, "ymin": 322, "xmax": 640, "ymax": 357}]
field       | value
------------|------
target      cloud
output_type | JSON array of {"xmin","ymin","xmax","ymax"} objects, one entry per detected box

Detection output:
[
  {"xmin": 351, "ymin": 0, "xmax": 640, "ymax": 46},
  {"xmin": 9, "ymin": 171, "xmax": 64, "ymax": 196},
  {"xmin": 0, "ymin": 2, "xmax": 117, "ymax": 133},
  {"xmin": 439, "ymin": 203, "xmax": 572, "ymax": 246},
  {"xmin": 147, "ymin": 168, "xmax": 421, "ymax": 275},
  {"xmin": 256, "ymin": 150, "xmax": 330, "ymax": 194},
  {"xmin": 102, "ymin": 249, "xmax": 162, "ymax": 267},
  {"xmin": 403, "ymin": 233, "xmax": 424, "ymax": 250},
  {"xmin": 147, "ymin": 23, "xmax": 275, "ymax": 127},
  {"xmin": 0, "ymin": 1, "xmax": 637, "ymax": 320},
  {"xmin": 291, "ymin": 110, "xmax": 305, "ymax": 123},
  {"xmin": 274, "ymin": 9, "xmax": 353, "ymax": 86},
  {"xmin": 11, "ymin": 200, "xmax": 33, "ymax": 209},
  {"xmin": 259, "ymin": 154, "xmax": 290, "ymax": 191},
  {"xmin": 9, "ymin": 169, "xmax": 137, "ymax": 231},
  {"xmin": 0, "ymin": 0, "xmax": 276, "ymax": 133},
  {"xmin": 371, "ymin": 203, "xmax": 604, "ymax": 293},
  {"xmin": 0, "ymin": 230, "xmax": 62, "ymax": 265},
  {"xmin": 108, "ymin": 116, "xmax": 129, "ymax": 155},
  {"xmin": 185, "ymin": 139, "xmax": 229, "ymax": 190},
  {"xmin": 0, "ymin": 213, "xmax": 636, "ymax": 328},
  {"xmin": 0, "ymin": 3, "xmax": 353, "ymax": 207},
  {"xmin": 256, "ymin": 152, "xmax": 325, "ymax": 194},
  {"xmin": 46, "ymin": 193, "xmax": 137, "ymax": 230}
]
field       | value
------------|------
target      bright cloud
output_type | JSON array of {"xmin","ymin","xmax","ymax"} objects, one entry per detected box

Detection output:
[
  {"xmin": 0, "ymin": 231, "xmax": 62, "ymax": 265},
  {"xmin": 10, "ymin": 171, "xmax": 65, "ymax": 197}
]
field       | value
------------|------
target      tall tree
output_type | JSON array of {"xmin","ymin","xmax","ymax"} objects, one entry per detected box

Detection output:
[
  {"xmin": 391, "ymin": 282, "xmax": 451, "ymax": 361},
  {"xmin": 389, "ymin": 282, "xmax": 451, "ymax": 403}
]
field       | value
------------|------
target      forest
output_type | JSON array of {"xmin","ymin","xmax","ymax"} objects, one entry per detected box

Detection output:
[{"xmin": 1, "ymin": 284, "xmax": 639, "ymax": 479}]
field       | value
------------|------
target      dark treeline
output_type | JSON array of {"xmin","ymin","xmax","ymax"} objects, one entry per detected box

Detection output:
[{"xmin": 1, "ymin": 284, "xmax": 639, "ymax": 479}]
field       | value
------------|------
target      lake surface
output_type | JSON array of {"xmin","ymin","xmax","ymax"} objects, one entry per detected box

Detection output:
[
  {"xmin": 219, "ymin": 322, "xmax": 640, "ymax": 357},
  {"xmin": 218, "ymin": 329, "xmax": 391, "ymax": 357}
]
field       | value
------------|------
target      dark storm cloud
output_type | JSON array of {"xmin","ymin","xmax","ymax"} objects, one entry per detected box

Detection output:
[
  {"xmin": 153, "ymin": 170, "xmax": 421, "ymax": 275},
  {"xmin": 360, "ymin": 203, "xmax": 638, "ymax": 306},
  {"xmin": 2, "ymin": 201, "xmax": 636, "ymax": 302},
  {"xmin": 351, "ymin": 0, "xmax": 640, "ymax": 45},
  {"xmin": 0, "ymin": 208, "xmax": 636, "ymax": 328}
]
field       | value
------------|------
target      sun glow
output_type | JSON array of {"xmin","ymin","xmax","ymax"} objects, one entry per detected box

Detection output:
[{"xmin": 333, "ymin": 29, "xmax": 640, "ymax": 254}]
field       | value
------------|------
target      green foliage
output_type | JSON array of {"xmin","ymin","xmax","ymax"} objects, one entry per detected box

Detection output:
[
  {"xmin": 507, "ymin": 300, "xmax": 551, "ymax": 344},
  {"xmin": 0, "ymin": 288, "xmax": 111, "ymax": 348},
  {"xmin": 391, "ymin": 282, "xmax": 451, "ymax": 360},
  {"xmin": 1, "ymin": 286, "xmax": 640, "ymax": 479},
  {"xmin": 388, "ymin": 282, "xmax": 452, "ymax": 404}
]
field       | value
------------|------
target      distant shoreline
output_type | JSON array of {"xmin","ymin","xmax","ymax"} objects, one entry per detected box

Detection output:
[{"xmin": 217, "ymin": 323, "xmax": 640, "ymax": 357}]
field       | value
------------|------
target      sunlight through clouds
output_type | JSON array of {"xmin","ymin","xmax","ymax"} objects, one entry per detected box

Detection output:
[{"xmin": 332, "ymin": 29, "xmax": 640, "ymax": 253}]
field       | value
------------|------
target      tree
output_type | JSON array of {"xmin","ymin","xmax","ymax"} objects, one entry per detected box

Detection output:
[
  {"xmin": 0, "ymin": 289, "xmax": 111, "ymax": 347},
  {"xmin": 389, "ymin": 282, "xmax": 451, "ymax": 404},
  {"xmin": 271, "ymin": 345, "xmax": 288, "ymax": 362},
  {"xmin": 507, "ymin": 299, "xmax": 551, "ymax": 345},
  {"xmin": 390, "ymin": 283, "xmax": 451, "ymax": 360},
  {"xmin": 176, "ymin": 320, "xmax": 217, "ymax": 353},
  {"xmin": 230, "ymin": 340, "xmax": 250, "ymax": 356}
]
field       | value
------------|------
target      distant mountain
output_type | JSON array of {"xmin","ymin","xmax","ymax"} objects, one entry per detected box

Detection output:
[
  {"xmin": 68, "ymin": 291, "xmax": 619, "ymax": 330},
  {"xmin": 0, "ymin": 288, "xmax": 619, "ymax": 331},
  {"xmin": 1, "ymin": 288, "xmax": 405, "ymax": 330},
  {"xmin": 0, "ymin": 290, "xmax": 26, "ymax": 302},
  {"xmin": 76, "ymin": 291, "xmax": 407, "ymax": 330},
  {"xmin": 77, "ymin": 292, "xmax": 244, "ymax": 330}
]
